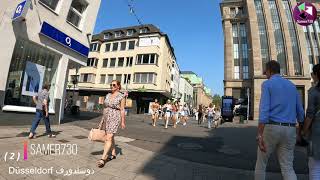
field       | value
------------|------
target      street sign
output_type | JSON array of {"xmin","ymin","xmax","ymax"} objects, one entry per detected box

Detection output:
[
  {"xmin": 12, "ymin": 0, "xmax": 31, "ymax": 21},
  {"xmin": 40, "ymin": 22, "xmax": 90, "ymax": 57}
]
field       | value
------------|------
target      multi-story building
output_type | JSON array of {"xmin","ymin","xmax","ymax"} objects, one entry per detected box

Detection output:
[
  {"xmin": 68, "ymin": 24, "xmax": 177, "ymax": 114},
  {"xmin": 0, "ymin": 0, "xmax": 101, "ymax": 123},
  {"xmin": 220, "ymin": 0, "xmax": 320, "ymax": 119},
  {"xmin": 178, "ymin": 77, "xmax": 193, "ymax": 106},
  {"xmin": 180, "ymin": 71, "xmax": 213, "ymax": 107},
  {"xmin": 171, "ymin": 61, "xmax": 180, "ymax": 100}
]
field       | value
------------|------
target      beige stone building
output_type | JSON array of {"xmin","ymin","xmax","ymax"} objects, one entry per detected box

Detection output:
[
  {"xmin": 180, "ymin": 71, "xmax": 213, "ymax": 108},
  {"xmin": 68, "ymin": 24, "xmax": 177, "ymax": 114},
  {"xmin": 0, "ymin": 0, "xmax": 101, "ymax": 123},
  {"xmin": 220, "ymin": 0, "xmax": 320, "ymax": 119}
]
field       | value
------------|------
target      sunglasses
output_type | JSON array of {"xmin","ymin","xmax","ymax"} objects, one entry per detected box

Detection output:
[{"xmin": 110, "ymin": 83, "xmax": 117, "ymax": 88}]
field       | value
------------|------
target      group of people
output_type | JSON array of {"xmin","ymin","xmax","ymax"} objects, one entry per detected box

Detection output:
[
  {"xmin": 255, "ymin": 61, "xmax": 320, "ymax": 180},
  {"xmin": 193, "ymin": 104, "xmax": 221, "ymax": 129},
  {"xmin": 150, "ymin": 99, "xmax": 221, "ymax": 129},
  {"xmin": 150, "ymin": 99, "xmax": 190, "ymax": 129}
]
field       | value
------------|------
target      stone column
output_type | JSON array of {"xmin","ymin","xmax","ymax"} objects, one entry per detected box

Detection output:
[{"xmin": 262, "ymin": 0, "xmax": 277, "ymax": 61}]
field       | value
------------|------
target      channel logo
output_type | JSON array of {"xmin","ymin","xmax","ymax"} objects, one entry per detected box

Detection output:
[{"xmin": 293, "ymin": 2, "xmax": 317, "ymax": 26}]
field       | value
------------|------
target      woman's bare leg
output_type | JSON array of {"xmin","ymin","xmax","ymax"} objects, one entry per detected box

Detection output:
[
  {"xmin": 111, "ymin": 136, "xmax": 116, "ymax": 156},
  {"xmin": 101, "ymin": 133, "xmax": 114, "ymax": 160}
]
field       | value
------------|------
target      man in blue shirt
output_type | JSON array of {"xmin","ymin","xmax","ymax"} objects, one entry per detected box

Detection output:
[{"xmin": 255, "ymin": 60, "xmax": 304, "ymax": 180}]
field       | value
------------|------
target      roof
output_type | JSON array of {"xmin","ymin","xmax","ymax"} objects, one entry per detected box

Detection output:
[
  {"xmin": 91, "ymin": 24, "xmax": 176, "ymax": 59},
  {"xmin": 221, "ymin": 0, "xmax": 242, "ymax": 3},
  {"xmin": 180, "ymin": 71, "xmax": 197, "ymax": 75},
  {"xmin": 91, "ymin": 24, "xmax": 161, "ymax": 42}
]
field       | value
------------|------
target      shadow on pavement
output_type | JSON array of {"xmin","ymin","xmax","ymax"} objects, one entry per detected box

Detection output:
[{"xmin": 139, "ymin": 123, "xmax": 308, "ymax": 179}]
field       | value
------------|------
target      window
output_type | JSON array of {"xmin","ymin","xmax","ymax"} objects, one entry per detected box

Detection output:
[
  {"xmin": 105, "ymin": 43, "xmax": 111, "ymax": 52},
  {"xmin": 67, "ymin": 0, "xmax": 88, "ymax": 28},
  {"xmin": 230, "ymin": 7, "xmax": 236, "ymax": 17},
  {"xmin": 134, "ymin": 73, "xmax": 157, "ymax": 84},
  {"xmin": 116, "ymin": 74, "xmax": 122, "ymax": 82},
  {"xmin": 107, "ymin": 74, "xmax": 113, "ymax": 84},
  {"xmin": 128, "ymin": 41, "xmax": 135, "ymax": 50},
  {"xmin": 100, "ymin": 75, "xmax": 106, "ymax": 84},
  {"xmin": 102, "ymin": 58, "xmax": 108, "ymax": 67},
  {"xmin": 268, "ymin": 0, "xmax": 287, "ymax": 75},
  {"xmin": 120, "ymin": 42, "xmax": 126, "ymax": 51},
  {"xmin": 112, "ymin": 42, "xmax": 118, "ymax": 51},
  {"xmin": 124, "ymin": 74, "xmax": 131, "ymax": 84},
  {"xmin": 90, "ymin": 43, "xmax": 100, "ymax": 52},
  {"xmin": 39, "ymin": 0, "xmax": 59, "ymax": 11},
  {"xmin": 126, "ymin": 57, "xmax": 133, "ymax": 67},
  {"xmin": 127, "ymin": 29, "xmax": 134, "ymax": 36},
  {"xmin": 118, "ymin": 57, "xmax": 124, "ymax": 67},
  {"xmin": 115, "ymin": 31, "xmax": 121, "ymax": 38},
  {"xmin": 104, "ymin": 33, "xmax": 111, "ymax": 40},
  {"xmin": 140, "ymin": 28, "xmax": 148, "ymax": 33},
  {"xmin": 136, "ymin": 54, "xmax": 158, "ymax": 65},
  {"xmin": 150, "ymin": 54, "xmax": 155, "ymax": 64},
  {"xmin": 282, "ymin": 0, "xmax": 302, "ymax": 75},
  {"xmin": 232, "ymin": 23, "xmax": 240, "ymax": 80},
  {"xmin": 110, "ymin": 58, "xmax": 116, "ymax": 67},
  {"xmin": 80, "ymin": 73, "xmax": 95, "ymax": 83},
  {"xmin": 87, "ymin": 58, "xmax": 98, "ymax": 67},
  {"xmin": 254, "ymin": 0, "xmax": 270, "ymax": 74}
]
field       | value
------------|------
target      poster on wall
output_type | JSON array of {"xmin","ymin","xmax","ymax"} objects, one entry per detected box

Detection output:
[{"xmin": 21, "ymin": 61, "xmax": 45, "ymax": 96}]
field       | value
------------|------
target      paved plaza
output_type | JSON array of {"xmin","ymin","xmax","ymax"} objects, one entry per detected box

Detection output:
[{"xmin": 0, "ymin": 113, "xmax": 309, "ymax": 180}]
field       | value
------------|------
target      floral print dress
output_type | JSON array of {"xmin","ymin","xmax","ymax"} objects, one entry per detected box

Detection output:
[{"xmin": 102, "ymin": 93, "xmax": 125, "ymax": 134}]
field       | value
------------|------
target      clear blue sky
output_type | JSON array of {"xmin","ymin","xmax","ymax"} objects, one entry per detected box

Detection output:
[{"xmin": 93, "ymin": 0, "xmax": 224, "ymax": 96}]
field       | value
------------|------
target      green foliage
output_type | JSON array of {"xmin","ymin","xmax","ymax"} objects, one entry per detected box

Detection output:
[{"xmin": 212, "ymin": 94, "xmax": 222, "ymax": 107}]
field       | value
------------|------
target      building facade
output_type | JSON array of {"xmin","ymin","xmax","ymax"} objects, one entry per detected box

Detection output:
[
  {"xmin": 220, "ymin": 0, "xmax": 320, "ymax": 119},
  {"xmin": 0, "ymin": 0, "xmax": 101, "ymax": 123},
  {"xmin": 68, "ymin": 24, "xmax": 177, "ymax": 114},
  {"xmin": 178, "ymin": 77, "xmax": 193, "ymax": 106},
  {"xmin": 171, "ymin": 61, "xmax": 180, "ymax": 101},
  {"xmin": 180, "ymin": 71, "xmax": 213, "ymax": 107}
]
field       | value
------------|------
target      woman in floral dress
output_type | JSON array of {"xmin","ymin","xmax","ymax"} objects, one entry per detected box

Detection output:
[{"xmin": 97, "ymin": 80, "xmax": 126, "ymax": 168}]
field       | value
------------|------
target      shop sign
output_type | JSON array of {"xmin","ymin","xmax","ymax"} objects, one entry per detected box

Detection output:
[
  {"xmin": 12, "ymin": 0, "xmax": 31, "ymax": 21},
  {"xmin": 40, "ymin": 22, "xmax": 89, "ymax": 57}
]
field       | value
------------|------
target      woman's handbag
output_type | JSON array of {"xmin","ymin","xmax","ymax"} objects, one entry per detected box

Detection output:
[{"xmin": 88, "ymin": 117, "xmax": 107, "ymax": 142}]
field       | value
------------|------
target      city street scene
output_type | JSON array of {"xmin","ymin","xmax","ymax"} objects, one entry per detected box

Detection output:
[{"xmin": 0, "ymin": 0, "xmax": 320, "ymax": 180}]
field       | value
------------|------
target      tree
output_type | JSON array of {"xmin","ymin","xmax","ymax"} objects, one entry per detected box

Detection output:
[{"xmin": 212, "ymin": 94, "xmax": 222, "ymax": 108}]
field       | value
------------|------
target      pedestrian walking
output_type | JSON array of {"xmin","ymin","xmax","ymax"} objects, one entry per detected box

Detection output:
[
  {"xmin": 151, "ymin": 99, "xmax": 160, "ymax": 127},
  {"xmin": 96, "ymin": 80, "xmax": 126, "ymax": 168},
  {"xmin": 28, "ymin": 84, "xmax": 55, "ymax": 139},
  {"xmin": 163, "ymin": 100, "xmax": 173, "ymax": 129},
  {"xmin": 254, "ymin": 60, "xmax": 304, "ymax": 180},
  {"xmin": 300, "ymin": 64, "xmax": 320, "ymax": 180},
  {"xmin": 180, "ymin": 104, "xmax": 189, "ymax": 126},
  {"xmin": 198, "ymin": 105, "xmax": 203, "ymax": 125},
  {"xmin": 207, "ymin": 103, "xmax": 215, "ymax": 129},
  {"xmin": 171, "ymin": 101, "xmax": 179, "ymax": 128}
]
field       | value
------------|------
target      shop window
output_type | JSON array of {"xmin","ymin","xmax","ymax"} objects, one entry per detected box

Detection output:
[
  {"xmin": 67, "ymin": 0, "xmax": 88, "ymax": 28},
  {"xmin": 4, "ymin": 39, "xmax": 59, "ymax": 108}
]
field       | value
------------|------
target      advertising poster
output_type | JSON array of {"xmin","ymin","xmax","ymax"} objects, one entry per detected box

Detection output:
[
  {"xmin": 222, "ymin": 98, "xmax": 233, "ymax": 117},
  {"xmin": 21, "ymin": 61, "xmax": 45, "ymax": 96}
]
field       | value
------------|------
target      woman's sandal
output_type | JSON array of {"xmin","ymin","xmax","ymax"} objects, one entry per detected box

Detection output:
[
  {"xmin": 107, "ymin": 155, "xmax": 116, "ymax": 161},
  {"xmin": 97, "ymin": 159, "xmax": 108, "ymax": 168}
]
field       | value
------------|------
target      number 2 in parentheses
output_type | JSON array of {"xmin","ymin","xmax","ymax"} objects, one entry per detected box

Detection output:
[{"xmin": 4, "ymin": 152, "xmax": 8, "ymax": 162}]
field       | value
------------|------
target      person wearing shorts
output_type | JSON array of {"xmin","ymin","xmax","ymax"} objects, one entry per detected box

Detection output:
[
  {"xmin": 163, "ymin": 100, "xmax": 172, "ymax": 129},
  {"xmin": 151, "ymin": 99, "xmax": 160, "ymax": 127}
]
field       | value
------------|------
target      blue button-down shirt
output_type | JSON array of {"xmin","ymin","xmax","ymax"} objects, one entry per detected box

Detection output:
[{"xmin": 259, "ymin": 74, "xmax": 305, "ymax": 124}]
